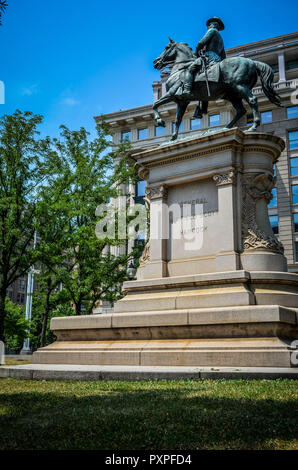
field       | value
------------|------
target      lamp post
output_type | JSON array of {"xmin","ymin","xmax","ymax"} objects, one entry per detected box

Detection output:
[{"xmin": 21, "ymin": 232, "xmax": 39, "ymax": 355}]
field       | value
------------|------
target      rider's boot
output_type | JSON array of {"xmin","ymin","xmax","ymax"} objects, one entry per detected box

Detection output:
[{"xmin": 179, "ymin": 71, "xmax": 194, "ymax": 100}]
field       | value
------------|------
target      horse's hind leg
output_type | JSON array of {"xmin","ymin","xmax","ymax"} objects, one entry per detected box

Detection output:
[
  {"xmin": 226, "ymin": 98, "xmax": 246, "ymax": 129},
  {"xmin": 235, "ymin": 85, "xmax": 260, "ymax": 131}
]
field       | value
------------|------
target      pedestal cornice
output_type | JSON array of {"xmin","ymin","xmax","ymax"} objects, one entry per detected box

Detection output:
[{"xmin": 132, "ymin": 128, "xmax": 285, "ymax": 171}]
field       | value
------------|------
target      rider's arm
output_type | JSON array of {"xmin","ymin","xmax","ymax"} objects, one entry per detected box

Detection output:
[{"xmin": 195, "ymin": 28, "xmax": 215, "ymax": 54}]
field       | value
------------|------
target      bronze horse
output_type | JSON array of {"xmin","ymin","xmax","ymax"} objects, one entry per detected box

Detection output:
[{"xmin": 153, "ymin": 39, "xmax": 282, "ymax": 140}]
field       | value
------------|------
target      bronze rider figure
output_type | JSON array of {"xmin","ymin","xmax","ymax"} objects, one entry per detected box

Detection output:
[{"xmin": 181, "ymin": 17, "xmax": 226, "ymax": 117}]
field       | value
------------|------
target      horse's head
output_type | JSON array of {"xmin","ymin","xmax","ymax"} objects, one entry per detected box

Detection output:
[
  {"xmin": 153, "ymin": 37, "xmax": 177, "ymax": 70},
  {"xmin": 153, "ymin": 38, "xmax": 196, "ymax": 70}
]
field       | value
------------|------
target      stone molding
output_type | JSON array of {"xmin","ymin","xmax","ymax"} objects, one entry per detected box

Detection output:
[
  {"xmin": 146, "ymin": 144, "xmax": 237, "ymax": 168},
  {"xmin": 132, "ymin": 130, "xmax": 284, "ymax": 170},
  {"xmin": 143, "ymin": 143, "xmax": 278, "ymax": 170}
]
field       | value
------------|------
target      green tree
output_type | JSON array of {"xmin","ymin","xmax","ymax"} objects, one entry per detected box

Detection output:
[
  {"xmin": 4, "ymin": 298, "xmax": 28, "ymax": 352},
  {"xmin": 30, "ymin": 287, "xmax": 74, "ymax": 349},
  {"xmin": 0, "ymin": 1, "xmax": 7, "ymax": 26},
  {"xmin": 0, "ymin": 110, "xmax": 54, "ymax": 342},
  {"xmin": 34, "ymin": 123, "xmax": 138, "ymax": 323}
]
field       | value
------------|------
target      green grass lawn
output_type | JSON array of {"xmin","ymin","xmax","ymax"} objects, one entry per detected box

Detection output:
[{"xmin": 0, "ymin": 378, "xmax": 297, "ymax": 450}]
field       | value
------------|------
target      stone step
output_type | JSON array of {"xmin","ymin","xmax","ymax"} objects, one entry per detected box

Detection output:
[
  {"xmin": 0, "ymin": 364, "xmax": 297, "ymax": 381},
  {"xmin": 33, "ymin": 337, "xmax": 297, "ymax": 368}
]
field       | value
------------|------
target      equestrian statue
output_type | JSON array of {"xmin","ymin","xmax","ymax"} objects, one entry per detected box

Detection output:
[{"xmin": 153, "ymin": 17, "xmax": 282, "ymax": 140}]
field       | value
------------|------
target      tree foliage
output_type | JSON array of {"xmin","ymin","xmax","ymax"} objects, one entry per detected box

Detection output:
[
  {"xmin": 34, "ymin": 123, "xmax": 137, "ymax": 319},
  {"xmin": 4, "ymin": 298, "xmax": 28, "ymax": 352},
  {"xmin": 0, "ymin": 110, "xmax": 55, "ymax": 341},
  {"xmin": 0, "ymin": 110, "xmax": 140, "ymax": 348},
  {"xmin": 0, "ymin": 1, "xmax": 7, "ymax": 26}
]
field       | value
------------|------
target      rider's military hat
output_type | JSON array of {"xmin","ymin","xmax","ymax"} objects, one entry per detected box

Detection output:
[{"xmin": 206, "ymin": 17, "xmax": 225, "ymax": 31}]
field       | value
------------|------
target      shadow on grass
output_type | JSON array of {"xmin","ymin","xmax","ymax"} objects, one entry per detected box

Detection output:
[{"xmin": 0, "ymin": 384, "xmax": 297, "ymax": 450}]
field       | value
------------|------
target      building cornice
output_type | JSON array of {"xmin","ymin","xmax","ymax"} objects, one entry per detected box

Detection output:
[
  {"xmin": 94, "ymin": 104, "xmax": 153, "ymax": 123},
  {"xmin": 226, "ymin": 31, "xmax": 298, "ymax": 56}
]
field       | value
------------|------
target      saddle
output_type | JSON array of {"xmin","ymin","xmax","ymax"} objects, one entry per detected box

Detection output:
[{"xmin": 194, "ymin": 62, "xmax": 220, "ymax": 83}]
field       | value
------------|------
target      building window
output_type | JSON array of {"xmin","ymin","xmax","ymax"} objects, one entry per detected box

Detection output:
[
  {"xmin": 155, "ymin": 126, "xmax": 165, "ymax": 137},
  {"xmin": 293, "ymin": 213, "xmax": 298, "ymax": 232},
  {"xmin": 286, "ymin": 60, "xmax": 298, "ymax": 71},
  {"xmin": 19, "ymin": 279, "xmax": 26, "ymax": 292},
  {"xmin": 136, "ymin": 180, "xmax": 146, "ymax": 197},
  {"xmin": 138, "ymin": 128, "xmax": 148, "ymax": 140},
  {"xmin": 135, "ymin": 180, "xmax": 146, "ymax": 204},
  {"xmin": 292, "ymin": 185, "xmax": 298, "ymax": 204},
  {"xmin": 121, "ymin": 131, "xmax": 131, "ymax": 142},
  {"xmin": 295, "ymin": 242, "xmax": 298, "ymax": 262},
  {"xmin": 209, "ymin": 114, "xmax": 220, "ymax": 127},
  {"xmin": 172, "ymin": 121, "xmax": 183, "ymax": 133},
  {"xmin": 287, "ymin": 107, "xmax": 298, "ymax": 119},
  {"xmin": 289, "ymin": 131, "xmax": 298, "ymax": 150},
  {"xmin": 247, "ymin": 114, "xmax": 254, "ymax": 124},
  {"xmin": 261, "ymin": 111, "xmax": 272, "ymax": 123},
  {"xmin": 290, "ymin": 157, "xmax": 298, "ymax": 176},
  {"xmin": 7, "ymin": 291, "xmax": 13, "ymax": 301},
  {"xmin": 191, "ymin": 118, "xmax": 201, "ymax": 130},
  {"xmin": 271, "ymin": 64, "xmax": 278, "ymax": 73},
  {"xmin": 269, "ymin": 215, "xmax": 278, "ymax": 234},
  {"xmin": 268, "ymin": 188, "xmax": 277, "ymax": 207},
  {"xmin": 17, "ymin": 293, "xmax": 25, "ymax": 304}
]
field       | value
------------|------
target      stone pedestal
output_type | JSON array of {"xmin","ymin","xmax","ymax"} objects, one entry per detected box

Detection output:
[{"xmin": 33, "ymin": 129, "xmax": 298, "ymax": 368}]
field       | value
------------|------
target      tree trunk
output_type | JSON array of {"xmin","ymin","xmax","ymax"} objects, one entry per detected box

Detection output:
[
  {"xmin": 75, "ymin": 301, "xmax": 81, "ymax": 316},
  {"xmin": 40, "ymin": 279, "xmax": 52, "ymax": 348},
  {"xmin": 0, "ymin": 291, "xmax": 6, "ymax": 343}
]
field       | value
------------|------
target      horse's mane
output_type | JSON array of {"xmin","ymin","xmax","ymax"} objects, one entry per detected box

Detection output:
[{"xmin": 178, "ymin": 42, "xmax": 196, "ymax": 58}]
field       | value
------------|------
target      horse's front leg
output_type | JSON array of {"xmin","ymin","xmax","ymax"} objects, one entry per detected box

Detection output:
[
  {"xmin": 152, "ymin": 93, "xmax": 175, "ymax": 127},
  {"xmin": 171, "ymin": 101, "xmax": 189, "ymax": 141}
]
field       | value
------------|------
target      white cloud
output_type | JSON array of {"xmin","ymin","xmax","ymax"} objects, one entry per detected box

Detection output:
[
  {"xmin": 61, "ymin": 97, "xmax": 80, "ymax": 106},
  {"xmin": 21, "ymin": 84, "xmax": 39, "ymax": 96}
]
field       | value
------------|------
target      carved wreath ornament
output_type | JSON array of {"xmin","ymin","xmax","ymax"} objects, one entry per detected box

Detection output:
[{"xmin": 242, "ymin": 173, "xmax": 283, "ymax": 254}]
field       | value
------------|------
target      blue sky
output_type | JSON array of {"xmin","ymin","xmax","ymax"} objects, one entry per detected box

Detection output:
[{"xmin": 0, "ymin": 0, "xmax": 297, "ymax": 139}]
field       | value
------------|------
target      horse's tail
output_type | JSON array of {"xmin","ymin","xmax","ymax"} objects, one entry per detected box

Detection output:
[{"xmin": 255, "ymin": 61, "xmax": 282, "ymax": 107}]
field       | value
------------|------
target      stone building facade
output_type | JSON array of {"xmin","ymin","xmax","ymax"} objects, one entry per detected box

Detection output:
[
  {"xmin": 7, "ymin": 277, "xmax": 28, "ymax": 306},
  {"xmin": 95, "ymin": 32, "xmax": 298, "ymax": 280}
]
